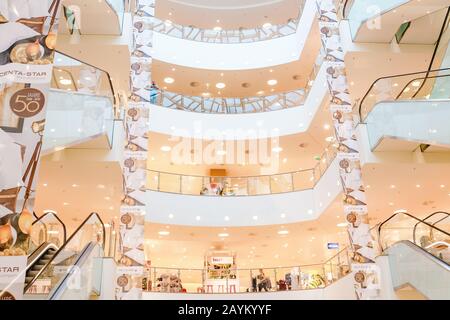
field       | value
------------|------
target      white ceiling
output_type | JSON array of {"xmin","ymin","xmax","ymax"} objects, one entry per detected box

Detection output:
[{"xmin": 156, "ymin": 0, "xmax": 304, "ymax": 29}]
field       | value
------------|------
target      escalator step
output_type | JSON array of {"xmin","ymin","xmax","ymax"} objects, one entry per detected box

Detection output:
[
  {"xmin": 28, "ymin": 270, "xmax": 39, "ymax": 276},
  {"xmin": 25, "ymin": 276, "xmax": 33, "ymax": 284},
  {"xmin": 43, "ymin": 254, "xmax": 54, "ymax": 259}
]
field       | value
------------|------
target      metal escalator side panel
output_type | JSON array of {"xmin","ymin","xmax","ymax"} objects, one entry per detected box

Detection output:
[{"xmin": 385, "ymin": 240, "xmax": 450, "ymax": 300}]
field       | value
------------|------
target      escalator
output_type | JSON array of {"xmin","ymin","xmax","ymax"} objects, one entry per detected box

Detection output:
[
  {"xmin": 24, "ymin": 212, "xmax": 105, "ymax": 300},
  {"xmin": 22, "ymin": 211, "xmax": 67, "ymax": 294},
  {"xmin": 43, "ymin": 51, "xmax": 116, "ymax": 154},
  {"xmin": 377, "ymin": 211, "xmax": 450, "ymax": 299},
  {"xmin": 345, "ymin": 0, "xmax": 449, "ymax": 42}
]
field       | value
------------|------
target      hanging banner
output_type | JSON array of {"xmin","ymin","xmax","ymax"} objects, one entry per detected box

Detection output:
[
  {"xmin": 0, "ymin": 0, "xmax": 62, "ymax": 298},
  {"xmin": 115, "ymin": 0, "xmax": 154, "ymax": 300},
  {"xmin": 316, "ymin": 0, "xmax": 380, "ymax": 299}
]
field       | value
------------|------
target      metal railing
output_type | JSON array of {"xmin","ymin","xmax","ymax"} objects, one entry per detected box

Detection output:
[
  {"xmin": 147, "ymin": 1, "xmax": 306, "ymax": 44},
  {"xmin": 147, "ymin": 143, "xmax": 337, "ymax": 196},
  {"xmin": 149, "ymin": 48, "xmax": 325, "ymax": 114},
  {"xmin": 145, "ymin": 246, "xmax": 352, "ymax": 294}
]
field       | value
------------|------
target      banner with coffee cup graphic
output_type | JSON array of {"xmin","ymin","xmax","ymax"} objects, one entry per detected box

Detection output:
[
  {"xmin": 316, "ymin": 0, "xmax": 381, "ymax": 299},
  {"xmin": 0, "ymin": 0, "xmax": 63, "ymax": 298},
  {"xmin": 114, "ymin": 0, "xmax": 154, "ymax": 300}
]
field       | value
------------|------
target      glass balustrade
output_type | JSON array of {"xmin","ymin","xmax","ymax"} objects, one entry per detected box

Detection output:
[
  {"xmin": 106, "ymin": 0, "xmax": 126, "ymax": 33},
  {"xmin": 44, "ymin": 52, "xmax": 116, "ymax": 150},
  {"xmin": 378, "ymin": 212, "xmax": 450, "ymax": 264},
  {"xmin": 149, "ymin": 48, "xmax": 325, "ymax": 114},
  {"xmin": 28, "ymin": 211, "xmax": 67, "ymax": 254},
  {"xmin": 359, "ymin": 68, "xmax": 450, "ymax": 122},
  {"xmin": 145, "ymin": 247, "xmax": 352, "ymax": 294},
  {"xmin": 148, "ymin": 1, "xmax": 306, "ymax": 44},
  {"xmin": 25, "ymin": 213, "xmax": 105, "ymax": 298},
  {"xmin": 147, "ymin": 144, "xmax": 337, "ymax": 196},
  {"xmin": 346, "ymin": 0, "xmax": 408, "ymax": 39}
]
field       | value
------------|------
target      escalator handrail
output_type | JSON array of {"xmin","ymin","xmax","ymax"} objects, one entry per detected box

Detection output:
[
  {"xmin": 358, "ymin": 67, "xmax": 450, "ymax": 121},
  {"xmin": 32, "ymin": 211, "xmax": 67, "ymax": 244},
  {"xmin": 54, "ymin": 50, "xmax": 116, "ymax": 106},
  {"xmin": 377, "ymin": 211, "xmax": 450, "ymax": 251},
  {"xmin": 395, "ymin": 72, "xmax": 450, "ymax": 100},
  {"xmin": 413, "ymin": 211, "xmax": 450, "ymax": 243},
  {"xmin": 24, "ymin": 212, "xmax": 105, "ymax": 293}
]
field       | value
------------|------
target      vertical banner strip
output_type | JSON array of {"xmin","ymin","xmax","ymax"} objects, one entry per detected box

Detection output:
[
  {"xmin": 316, "ymin": 1, "xmax": 380, "ymax": 299},
  {"xmin": 0, "ymin": 0, "xmax": 62, "ymax": 300},
  {"xmin": 115, "ymin": 0, "xmax": 154, "ymax": 300}
]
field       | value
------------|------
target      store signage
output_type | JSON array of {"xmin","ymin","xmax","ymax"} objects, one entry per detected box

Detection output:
[
  {"xmin": 211, "ymin": 257, "xmax": 233, "ymax": 264},
  {"xmin": 0, "ymin": 256, "xmax": 27, "ymax": 300},
  {"xmin": 327, "ymin": 243, "xmax": 339, "ymax": 250}
]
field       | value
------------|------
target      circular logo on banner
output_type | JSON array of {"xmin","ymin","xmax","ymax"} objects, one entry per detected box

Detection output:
[
  {"xmin": 0, "ymin": 291, "xmax": 16, "ymax": 300},
  {"xmin": 117, "ymin": 275, "xmax": 129, "ymax": 287},
  {"xmin": 10, "ymin": 88, "xmax": 45, "ymax": 118}
]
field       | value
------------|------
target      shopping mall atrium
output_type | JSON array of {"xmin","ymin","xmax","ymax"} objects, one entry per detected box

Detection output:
[{"xmin": 0, "ymin": 0, "xmax": 449, "ymax": 301}]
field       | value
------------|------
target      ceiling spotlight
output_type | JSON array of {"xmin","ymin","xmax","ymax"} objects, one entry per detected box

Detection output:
[
  {"xmin": 325, "ymin": 136, "xmax": 335, "ymax": 142},
  {"xmin": 267, "ymin": 79, "xmax": 278, "ymax": 86},
  {"xmin": 272, "ymin": 146, "xmax": 283, "ymax": 153},
  {"xmin": 257, "ymin": 90, "xmax": 264, "ymax": 95},
  {"xmin": 262, "ymin": 22, "xmax": 272, "ymax": 29},
  {"xmin": 213, "ymin": 26, "xmax": 222, "ymax": 31},
  {"xmin": 60, "ymin": 79, "xmax": 72, "ymax": 85},
  {"xmin": 252, "ymin": 215, "xmax": 258, "ymax": 220},
  {"xmin": 216, "ymin": 150, "xmax": 226, "ymax": 156},
  {"xmin": 164, "ymin": 77, "xmax": 174, "ymax": 84},
  {"xmin": 158, "ymin": 230, "xmax": 170, "ymax": 236},
  {"xmin": 278, "ymin": 230, "xmax": 289, "ymax": 235},
  {"xmin": 195, "ymin": 216, "xmax": 201, "ymax": 221},
  {"xmin": 337, "ymin": 223, "xmax": 347, "ymax": 227},
  {"xmin": 218, "ymin": 233, "xmax": 229, "ymax": 237},
  {"xmin": 168, "ymin": 214, "xmax": 174, "ymax": 219},
  {"xmin": 324, "ymin": 124, "xmax": 331, "ymax": 130},
  {"xmin": 215, "ymin": 82, "xmax": 226, "ymax": 89},
  {"xmin": 160, "ymin": 145, "xmax": 171, "ymax": 152}
]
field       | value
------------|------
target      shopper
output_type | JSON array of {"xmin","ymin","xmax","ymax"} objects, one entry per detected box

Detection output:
[{"xmin": 149, "ymin": 81, "xmax": 159, "ymax": 104}]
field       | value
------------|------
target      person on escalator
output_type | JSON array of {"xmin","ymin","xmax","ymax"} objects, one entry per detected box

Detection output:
[{"xmin": 149, "ymin": 81, "xmax": 159, "ymax": 104}]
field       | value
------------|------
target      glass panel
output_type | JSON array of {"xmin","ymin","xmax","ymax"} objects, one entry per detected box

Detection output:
[
  {"xmin": 180, "ymin": 175, "xmax": 203, "ymax": 195},
  {"xmin": 27, "ymin": 214, "xmax": 104, "ymax": 296},
  {"xmin": 292, "ymin": 170, "xmax": 315, "ymax": 191},
  {"xmin": 270, "ymin": 173, "xmax": 293, "ymax": 193},
  {"xmin": 247, "ymin": 176, "xmax": 271, "ymax": 195},
  {"xmin": 299, "ymin": 265, "xmax": 327, "ymax": 289},
  {"xmin": 45, "ymin": 52, "xmax": 115, "ymax": 150},
  {"xmin": 366, "ymin": 99, "xmax": 450, "ymax": 149},
  {"xmin": 158, "ymin": 172, "xmax": 181, "ymax": 193},
  {"xmin": 348, "ymin": 0, "xmax": 407, "ymax": 39},
  {"xmin": 147, "ymin": 170, "xmax": 159, "ymax": 190},
  {"xmin": 106, "ymin": 0, "xmax": 125, "ymax": 32},
  {"xmin": 52, "ymin": 244, "xmax": 103, "ymax": 300},
  {"xmin": 29, "ymin": 212, "xmax": 66, "ymax": 253}
]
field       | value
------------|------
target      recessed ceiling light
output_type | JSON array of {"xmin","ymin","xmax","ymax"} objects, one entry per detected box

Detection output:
[
  {"xmin": 337, "ymin": 223, "xmax": 347, "ymax": 227},
  {"xmin": 160, "ymin": 145, "xmax": 171, "ymax": 152},
  {"xmin": 168, "ymin": 214, "xmax": 174, "ymax": 219},
  {"xmin": 218, "ymin": 233, "xmax": 229, "ymax": 237},
  {"xmin": 252, "ymin": 215, "xmax": 258, "ymax": 220},
  {"xmin": 278, "ymin": 230, "xmax": 289, "ymax": 235},
  {"xmin": 307, "ymin": 209, "xmax": 313, "ymax": 215},
  {"xmin": 324, "ymin": 124, "xmax": 331, "ymax": 130},
  {"xmin": 440, "ymin": 184, "xmax": 445, "ymax": 188},
  {"xmin": 257, "ymin": 90, "xmax": 264, "ymax": 95},
  {"xmin": 164, "ymin": 19, "xmax": 172, "ymax": 26},
  {"xmin": 262, "ymin": 22, "xmax": 272, "ymax": 29},
  {"xmin": 283, "ymin": 158, "xmax": 287, "ymax": 163},
  {"xmin": 390, "ymin": 185, "xmax": 396, "ymax": 189},
  {"xmin": 195, "ymin": 216, "xmax": 201, "ymax": 221},
  {"xmin": 63, "ymin": 202, "xmax": 69, "ymax": 206},
  {"xmin": 272, "ymin": 146, "xmax": 283, "ymax": 153},
  {"xmin": 158, "ymin": 230, "xmax": 170, "ymax": 236},
  {"xmin": 280, "ymin": 213, "xmax": 286, "ymax": 218},
  {"xmin": 202, "ymin": 92, "xmax": 210, "ymax": 97},
  {"xmin": 216, "ymin": 150, "xmax": 226, "ymax": 156},
  {"xmin": 412, "ymin": 81, "xmax": 421, "ymax": 87},
  {"xmin": 104, "ymin": 196, "xmax": 110, "ymax": 200},
  {"xmin": 267, "ymin": 79, "xmax": 277, "ymax": 86},
  {"xmin": 224, "ymin": 216, "xmax": 230, "ymax": 221},
  {"xmin": 325, "ymin": 136, "xmax": 335, "ymax": 142},
  {"xmin": 97, "ymin": 184, "xmax": 105, "ymax": 189},
  {"xmin": 215, "ymin": 82, "xmax": 226, "ymax": 89},
  {"xmin": 415, "ymin": 184, "xmax": 421, "ymax": 188},
  {"xmin": 60, "ymin": 79, "xmax": 72, "ymax": 85},
  {"xmin": 164, "ymin": 77, "xmax": 174, "ymax": 84},
  {"xmin": 213, "ymin": 26, "xmax": 222, "ymax": 31}
]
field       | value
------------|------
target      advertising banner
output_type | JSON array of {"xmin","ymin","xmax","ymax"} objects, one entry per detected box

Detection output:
[
  {"xmin": 0, "ymin": 256, "xmax": 27, "ymax": 300},
  {"xmin": 115, "ymin": 0, "xmax": 154, "ymax": 300},
  {"xmin": 0, "ymin": 0, "xmax": 62, "ymax": 298},
  {"xmin": 315, "ymin": 0, "xmax": 380, "ymax": 299}
]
